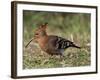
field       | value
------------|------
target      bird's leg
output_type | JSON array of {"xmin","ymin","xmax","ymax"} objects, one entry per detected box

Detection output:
[
  {"xmin": 59, "ymin": 53, "xmax": 64, "ymax": 60},
  {"xmin": 49, "ymin": 54, "xmax": 54, "ymax": 59}
]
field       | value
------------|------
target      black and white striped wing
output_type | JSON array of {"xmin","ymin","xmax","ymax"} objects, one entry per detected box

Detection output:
[{"xmin": 55, "ymin": 37, "xmax": 73, "ymax": 49}]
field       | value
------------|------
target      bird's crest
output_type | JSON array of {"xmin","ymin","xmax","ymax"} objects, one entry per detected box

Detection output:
[{"xmin": 39, "ymin": 22, "xmax": 48, "ymax": 29}]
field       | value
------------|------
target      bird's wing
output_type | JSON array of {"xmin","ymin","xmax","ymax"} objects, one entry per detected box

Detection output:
[
  {"xmin": 47, "ymin": 35, "xmax": 73, "ymax": 50},
  {"xmin": 55, "ymin": 36, "xmax": 73, "ymax": 49}
]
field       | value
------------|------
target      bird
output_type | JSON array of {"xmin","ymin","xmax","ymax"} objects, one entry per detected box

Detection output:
[{"xmin": 25, "ymin": 22, "xmax": 81, "ymax": 58}]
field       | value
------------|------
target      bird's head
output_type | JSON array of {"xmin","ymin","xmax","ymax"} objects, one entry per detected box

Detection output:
[{"xmin": 34, "ymin": 22, "xmax": 48, "ymax": 39}]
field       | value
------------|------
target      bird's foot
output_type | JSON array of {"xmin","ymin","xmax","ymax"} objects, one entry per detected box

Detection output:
[{"xmin": 60, "ymin": 55, "xmax": 65, "ymax": 61}]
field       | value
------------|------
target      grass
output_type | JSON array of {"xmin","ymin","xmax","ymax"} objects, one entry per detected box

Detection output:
[{"xmin": 23, "ymin": 10, "xmax": 91, "ymax": 69}]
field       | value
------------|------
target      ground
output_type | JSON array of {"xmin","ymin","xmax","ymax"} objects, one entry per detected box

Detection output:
[{"xmin": 23, "ymin": 11, "xmax": 91, "ymax": 69}]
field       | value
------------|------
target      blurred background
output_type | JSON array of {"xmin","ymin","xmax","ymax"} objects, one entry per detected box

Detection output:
[{"xmin": 23, "ymin": 10, "xmax": 91, "ymax": 69}]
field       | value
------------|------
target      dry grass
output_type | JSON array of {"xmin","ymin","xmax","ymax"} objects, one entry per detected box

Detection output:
[
  {"xmin": 23, "ymin": 38, "xmax": 90, "ymax": 69},
  {"xmin": 23, "ymin": 11, "xmax": 91, "ymax": 69}
]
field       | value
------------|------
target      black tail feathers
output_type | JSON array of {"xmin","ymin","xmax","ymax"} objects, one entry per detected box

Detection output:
[
  {"xmin": 72, "ymin": 44, "xmax": 81, "ymax": 49},
  {"xmin": 71, "ymin": 43, "xmax": 81, "ymax": 49}
]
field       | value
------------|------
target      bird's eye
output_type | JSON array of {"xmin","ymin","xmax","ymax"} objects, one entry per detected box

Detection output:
[{"xmin": 35, "ymin": 33, "xmax": 39, "ymax": 35}]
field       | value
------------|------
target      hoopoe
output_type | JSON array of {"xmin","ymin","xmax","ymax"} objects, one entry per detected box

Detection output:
[{"xmin": 25, "ymin": 23, "xmax": 81, "ymax": 57}]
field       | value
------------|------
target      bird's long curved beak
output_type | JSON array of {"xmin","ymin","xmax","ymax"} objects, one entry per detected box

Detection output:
[{"xmin": 25, "ymin": 38, "xmax": 34, "ymax": 48}]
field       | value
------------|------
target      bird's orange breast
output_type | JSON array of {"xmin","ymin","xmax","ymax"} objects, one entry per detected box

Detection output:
[{"xmin": 37, "ymin": 36, "xmax": 48, "ymax": 51}]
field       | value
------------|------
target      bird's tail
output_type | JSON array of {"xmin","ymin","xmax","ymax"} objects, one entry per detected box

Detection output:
[
  {"xmin": 71, "ymin": 43, "xmax": 81, "ymax": 49},
  {"xmin": 73, "ymin": 44, "xmax": 81, "ymax": 49}
]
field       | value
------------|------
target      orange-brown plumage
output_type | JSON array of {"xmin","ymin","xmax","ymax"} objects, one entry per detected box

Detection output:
[{"xmin": 26, "ymin": 23, "xmax": 81, "ymax": 57}]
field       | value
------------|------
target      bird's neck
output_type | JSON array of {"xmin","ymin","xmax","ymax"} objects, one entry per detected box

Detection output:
[{"xmin": 37, "ymin": 35, "xmax": 48, "ymax": 50}]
